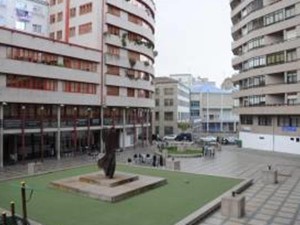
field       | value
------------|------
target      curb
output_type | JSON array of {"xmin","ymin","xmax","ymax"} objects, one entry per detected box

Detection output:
[{"xmin": 175, "ymin": 178, "xmax": 253, "ymax": 225}]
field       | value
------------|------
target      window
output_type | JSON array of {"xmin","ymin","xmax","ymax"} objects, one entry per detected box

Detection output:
[
  {"xmin": 286, "ymin": 49, "xmax": 297, "ymax": 62},
  {"xmin": 128, "ymin": 13, "xmax": 142, "ymax": 25},
  {"xmin": 258, "ymin": 116, "xmax": 272, "ymax": 126},
  {"xmin": 49, "ymin": 32, "xmax": 55, "ymax": 39},
  {"xmin": 155, "ymin": 99, "xmax": 159, "ymax": 106},
  {"xmin": 164, "ymin": 112, "xmax": 173, "ymax": 121},
  {"xmin": 191, "ymin": 101, "xmax": 200, "ymax": 107},
  {"xmin": 50, "ymin": 14, "xmax": 55, "ymax": 24},
  {"xmin": 7, "ymin": 75, "xmax": 57, "ymax": 91},
  {"xmin": 286, "ymin": 28, "xmax": 296, "ymax": 40},
  {"xmin": 15, "ymin": 21, "xmax": 26, "ymax": 30},
  {"xmin": 278, "ymin": 116, "xmax": 300, "ymax": 127},
  {"xmin": 287, "ymin": 71, "xmax": 297, "ymax": 84},
  {"xmin": 107, "ymin": 86, "xmax": 119, "ymax": 96},
  {"xmin": 264, "ymin": 9, "xmax": 284, "ymax": 26},
  {"xmin": 164, "ymin": 126, "xmax": 174, "ymax": 135},
  {"xmin": 285, "ymin": 6, "xmax": 295, "ymax": 19},
  {"xmin": 164, "ymin": 99, "xmax": 174, "ymax": 106},
  {"xmin": 241, "ymin": 116, "xmax": 253, "ymax": 125},
  {"xmin": 267, "ymin": 52, "xmax": 284, "ymax": 65},
  {"xmin": 164, "ymin": 88, "xmax": 174, "ymax": 95},
  {"xmin": 155, "ymin": 88, "xmax": 160, "ymax": 95},
  {"xmin": 155, "ymin": 112, "xmax": 159, "ymax": 121},
  {"xmin": 69, "ymin": 27, "xmax": 75, "ymax": 37},
  {"xmin": 127, "ymin": 88, "xmax": 135, "ymax": 97},
  {"xmin": 107, "ymin": 25, "xmax": 120, "ymax": 36},
  {"xmin": 63, "ymin": 82, "xmax": 96, "ymax": 94},
  {"xmin": 287, "ymin": 93, "xmax": 297, "ymax": 105},
  {"xmin": 57, "ymin": 12, "xmax": 63, "ymax": 22},
  {"xmin": 50, "ymin": 0, "xmax": 56, "ymax": 6},
  {"xmin": 70, "ymin": 7, "xmax": 76, "ymax": 18},
  {"xmin": 79, "ymin": 22, "xmax": 92, "ymax": 35},
  {"xmin": 32, "ymin": 24, "xmax": 42, "ymax": 33},
  {"xmin": 79, "ymin": 2, "xmax": 92, "ymax": 15},
  {"xmin": 107, "ymin": 4, "xmax": 120, "ymax": 17},
  {"xmin": 107, "ymin": 65, "xmax": 120, "ymax": 75},
  {"xmin": 56, "ymin": 30, "xmax": 62, "ymax": 40},
  {"xmin": 107, "ymin": 45, "xmax": 120, "ymax": 56}
]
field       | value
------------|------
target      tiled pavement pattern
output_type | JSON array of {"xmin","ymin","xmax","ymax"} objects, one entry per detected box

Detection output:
[{"xmin": 1, "ymin": 145, "xmax": 300, "ymax": 225}]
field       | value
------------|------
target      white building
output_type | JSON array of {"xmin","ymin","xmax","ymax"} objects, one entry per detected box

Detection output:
[
  {"xmin": 0, "ymin": 0, "xmax": 49, "ymax": 36},
  {"xmin": 154, "ymin": 77, "xmax": 190, "ymax": 137}
]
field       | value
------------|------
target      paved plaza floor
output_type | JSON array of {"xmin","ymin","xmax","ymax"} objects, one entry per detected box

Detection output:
[{"xmin": 1, "ymin": 145, "xmax": 300, "ymax": 225}]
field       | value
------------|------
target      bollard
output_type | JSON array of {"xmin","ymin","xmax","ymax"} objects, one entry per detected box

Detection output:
[
  {"xmin": 21, "ymin": 181, "xmax": 27, "ymax": 225},
  {"xmin": 10, "ymin": 201, "xmax": 15, "ymax": 217},
  {"xmin": 232, "ymin": 191, "xmax": 236, "ymax": 197},
  {"xmin": 2, "ymin": 212, "xmax": 7, "ymax": 225}
]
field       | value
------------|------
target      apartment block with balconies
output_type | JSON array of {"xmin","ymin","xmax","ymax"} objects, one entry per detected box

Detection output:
[{"xmin": 231, "ymin": 0, "xmax": 300, "ymax": 154}]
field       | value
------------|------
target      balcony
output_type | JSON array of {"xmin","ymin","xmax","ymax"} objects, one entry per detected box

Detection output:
[{"xmin": 235, "ymin": 103, "xmax": 300, "ymax": 115}]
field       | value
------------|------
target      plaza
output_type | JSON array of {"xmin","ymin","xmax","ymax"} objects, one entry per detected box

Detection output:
[{"xmin": 1, "ymin": 145, "xmax": 300, "ymax": 225}]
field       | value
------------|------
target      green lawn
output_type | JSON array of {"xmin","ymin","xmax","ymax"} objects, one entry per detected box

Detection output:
[{"xmin": 0, "ymin": 165, "xmax": 241, "ymax": 225}]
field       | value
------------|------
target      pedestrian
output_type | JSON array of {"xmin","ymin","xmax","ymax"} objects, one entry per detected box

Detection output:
[{"xmin": 152, "ymin": 154, "xmax": 157, "ymax": 167}]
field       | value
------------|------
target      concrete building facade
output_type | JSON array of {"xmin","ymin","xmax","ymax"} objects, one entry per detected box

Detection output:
[
  {"xmin": 154, "ymin": 77, "xmax": 190, "ymax": 137},
  {"xmin": 190, "ymin": 83, "xmax": 238, "ymax": 133},
  {"xmin": 231, "ymin": 0, "xmax": 300, "ymax": 154},
  {"xmin": 0, "ymin": 0, "xmax": 49, "ymax": 36},
  {"xmin": 0, "ymin": 0, "xmax": 156, "ymax": 167}
]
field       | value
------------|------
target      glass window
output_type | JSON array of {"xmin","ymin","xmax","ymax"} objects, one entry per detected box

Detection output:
[{"xmin": 15, "ymin": 21, "xmax": 26, "ymax": 30}]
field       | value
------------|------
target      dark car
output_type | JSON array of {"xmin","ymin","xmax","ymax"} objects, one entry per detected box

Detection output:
[{"xmin": 175, "ymin": 133, "xmax": 192, "ymax": 142}]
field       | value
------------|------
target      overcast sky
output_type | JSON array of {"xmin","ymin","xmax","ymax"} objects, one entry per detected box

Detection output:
[{"xmin": 155, "ymin": 0, "xmax": 234, "ymax": 86}]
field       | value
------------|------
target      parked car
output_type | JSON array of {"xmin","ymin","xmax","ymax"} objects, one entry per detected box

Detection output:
[
  {"xmin": 200, "ymin": 136, "xmax": 217, "ymax": 143},
  {"xmin": 163, "ymin": 134, "xmax": 177, "ymax": 141},
  {"xmin": 221, "ymin": 136, "xmax": 238, "ymax": 145},
  {"xmin": 175, "ymin": 133, "xmax": 192, "ymax": 142}
]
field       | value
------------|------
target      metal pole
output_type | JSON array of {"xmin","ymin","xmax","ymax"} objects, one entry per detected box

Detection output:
[
  {"xmin": 220, "ymin": 92, "xmax": 223, "ymax": 133},
  {"xmin": 10, "ymin": 201, "xmax": 15, "ymax": 218},
  {"xmin": 21, "ymin": 181, "xmax": 27, "ymax": 224},
  {"xmin": 73, "ymin": 107, "xmax": 77, "ymax": 155},
  {"xmin": 206, "ymin": 91, "xmax": 209, "ymax": 133},
  {"xmin": 21, "ymin": 106, "xmax": 26, "ymax": 164},
  {"xmin": 0, "ymin": 104, "xmax": 4, "ymax": 168},
  {"xmin": 56, "ymin": 105, "xmax": 61, "ymax": 160},
  {"xmin": 40, "ymin": 106, "xmax": 44, "ymax": 162},
  {"xmin": 2, "ymin": 212, "xmax": 7, "ymax": 225},
  {"xmin": 87, "ymin": 108, "xmax": 91, "ymax": 150}
]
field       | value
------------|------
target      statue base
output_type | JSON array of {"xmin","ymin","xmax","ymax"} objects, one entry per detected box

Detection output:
[{"xmin": 50, "ymin": 171, "xmax": 167, "ymax": 202}]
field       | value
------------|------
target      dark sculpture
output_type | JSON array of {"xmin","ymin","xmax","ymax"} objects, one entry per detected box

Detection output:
[{"xmin": 97, "ymin": 128, "xmax": 118, "ymax": 179}]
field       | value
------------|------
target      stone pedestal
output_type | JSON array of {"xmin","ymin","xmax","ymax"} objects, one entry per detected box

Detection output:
[
  {"xmin": 166, "ymin": 159, "xmax": 180, "ymax": 171},
  {"xmin": 261, "ymin": 169, "xmax": 278, "ymax": 184},
  {"xmin": 28, "ymin": 162, "xmax": 43, "ymax": 175},
  {"xmin": 221, "ymin": 194, "xmax": 245, "ymax": 218},
  {"xmin": 162, "ymin": 149, "xmax": 168, "ymax": 166}
]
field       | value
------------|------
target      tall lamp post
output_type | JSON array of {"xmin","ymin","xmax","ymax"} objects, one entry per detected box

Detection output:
[
  {"xmin": 73, "ymin": 107, "xmax": 77, "ymax": 155},
  {"xmin": 40, "ymin": 106, "xmax": 44, "ymax": 162},
  {"xmin": 21, "ymin": 105, "xmax": 26, "ymax": 163},
  {"xmin": 87, "ymin": 107, "xmax": 91, "ymax": 150}
]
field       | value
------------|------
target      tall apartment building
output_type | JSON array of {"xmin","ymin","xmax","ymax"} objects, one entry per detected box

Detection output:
[
  {"xmin": 190, "ymin": 83, "xmax": 238, "ymax": 133},
  {"xmin": 48, "ymin": 0, "xmax": 155, "ymax": 144},
  {"xmin": 153, "ymin": 77, "xmax": 190, "ymax": 137},
  {"xmin": 0, "ymin": 0, "xmax": 49, "ymax": 35},
  {"xmin": 0, "ymin": 0, "xmax": 156, "ymax": 167},
  {"xmin": 231, "ymin": 0, "xmax": 300, "ymax": 154}
]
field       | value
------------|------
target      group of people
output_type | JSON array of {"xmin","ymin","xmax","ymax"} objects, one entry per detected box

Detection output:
[{"xmin": 128, "ymin": 153, "xmax": 164, "ymax": 167}]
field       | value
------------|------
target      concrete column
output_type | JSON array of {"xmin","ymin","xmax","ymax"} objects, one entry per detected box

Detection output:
[
  {"xmin": 146, "ymin": 110, "xmax": 149, "ymax": 146},
  {"xmin": 122, "ymin": 108, "xmax": 126, "ymax": 151},
  {"xmin": 0, "ymin": 105, "xmax": 3, "ymax": 168},
  {"xmin": 100, "ymin": 106, "xmax": 104, "ymax": 153},
  {"xmin": 56, "ymin": 106, "xmax": 61, "ymax": 160}
]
